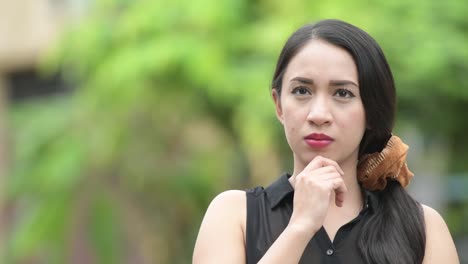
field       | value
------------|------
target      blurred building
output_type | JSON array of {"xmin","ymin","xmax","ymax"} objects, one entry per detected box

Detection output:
[
  {"xmin": 0, "ymin": 0, "xmax": 86, "ymax": 260},
  {"xmin": 0, "ymin": 0, "xmax": 84, "ymax": 154}
]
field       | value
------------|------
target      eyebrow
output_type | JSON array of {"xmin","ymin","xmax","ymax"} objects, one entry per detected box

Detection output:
[
  {"xmin": 290, "ymin": 76, "xmax": 314, "ymax": 84},
  {"xmin": 290, "ymin": 76, "xmax": 359, "ymax": 87}
]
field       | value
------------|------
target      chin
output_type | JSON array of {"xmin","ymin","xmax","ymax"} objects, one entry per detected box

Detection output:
[{"xmin": 301, "ymin": 152, "xmax": 336, "ymax": 163}]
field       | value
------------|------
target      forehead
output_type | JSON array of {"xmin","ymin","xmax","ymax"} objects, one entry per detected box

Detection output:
[{"xmin": 283, "ymin": 39, "xmax": 358, "ymax": 84}]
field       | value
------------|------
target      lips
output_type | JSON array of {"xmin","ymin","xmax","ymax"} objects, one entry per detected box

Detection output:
[
  {"xmin": 305, "ymin": 133, "xmax": 333, "ymax": 140},
  {"xmin": 304, "ymin": 133, "xmax": 334, "ymax": 148}
]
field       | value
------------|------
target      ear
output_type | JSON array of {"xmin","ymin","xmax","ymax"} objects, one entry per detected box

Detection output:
[{"xmin": 272, "ymin": 89, "xmax": 284, "ymax": 125}]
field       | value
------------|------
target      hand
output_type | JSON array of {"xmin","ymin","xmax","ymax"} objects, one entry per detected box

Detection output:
[{"xmin": 288, "ymin": 156, "xmax": 347, "ymax": 237}]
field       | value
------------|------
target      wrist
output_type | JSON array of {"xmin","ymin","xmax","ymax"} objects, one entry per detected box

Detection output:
[{"xmin": 285, "ymin": 222, "xmax": 318, "ymax": 241}]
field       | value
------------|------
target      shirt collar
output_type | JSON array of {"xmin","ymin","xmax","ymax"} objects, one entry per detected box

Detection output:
[
  {"xmin": 265, "ymin": 173, "xmax": 294, "ymax": 209},
  {"xmin": 265, "ymin": 173, "xmax": 380, "ymax": 211}
]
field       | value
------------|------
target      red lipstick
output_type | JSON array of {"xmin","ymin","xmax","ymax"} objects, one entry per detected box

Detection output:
[{"xmin": 304, "ymin": 133, "xmax": 334, "ymax": 148}]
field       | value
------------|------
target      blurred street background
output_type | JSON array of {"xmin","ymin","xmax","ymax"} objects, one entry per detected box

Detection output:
[{"xmin": 0, "ymin": 0, "xmax": 467, "ymax": 263}]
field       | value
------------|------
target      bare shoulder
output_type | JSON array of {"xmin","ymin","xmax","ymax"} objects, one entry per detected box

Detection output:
[
  {"xmin": 193, "ymin": 190, "xmax": 247, "ymax": 264},
  {"xmin": 209, "ymin": 190, "xmax": 247, "ymax": 212},
  {"xmin": 421, "ymin": 204, "xmax": 460, "ymax": 264},
  {"xmin": 202, "ymin": 190, "xmax": 247, "ymax": 227}
]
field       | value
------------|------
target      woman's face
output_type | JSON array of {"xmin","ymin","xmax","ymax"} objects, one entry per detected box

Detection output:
[{"xmin": 273, "ymin": 39, "xmax": 366, "ymax": 169}]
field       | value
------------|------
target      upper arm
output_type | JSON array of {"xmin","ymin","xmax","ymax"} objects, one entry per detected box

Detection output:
[
  {"xmin": 193, "ymin": 190, "xmax": 247, "ymax": 264},
  {"xmin": 422, "ymin": 204, "xmax": 460, "ymax": 264}
]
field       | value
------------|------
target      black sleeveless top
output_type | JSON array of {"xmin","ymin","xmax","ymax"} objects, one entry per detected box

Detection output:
[{"xmin": 245, "ymin": 173, "xmax": 379, "ymax": 264}]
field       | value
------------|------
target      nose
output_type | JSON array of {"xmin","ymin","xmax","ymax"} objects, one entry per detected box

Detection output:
[{"xmin": 306, "ymin": 96, "xmax": 332, "ymax": 126}]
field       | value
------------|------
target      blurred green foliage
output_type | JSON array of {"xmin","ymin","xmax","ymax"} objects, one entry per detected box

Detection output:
[{"xmin": 5, "ymin": 0, "xmax": 468, "ymax": 263}]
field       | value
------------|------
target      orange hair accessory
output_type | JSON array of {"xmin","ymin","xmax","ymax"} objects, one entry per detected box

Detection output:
[{"xmin": 357, "ymin": 135, "xmax": 414, "ymax": 191}]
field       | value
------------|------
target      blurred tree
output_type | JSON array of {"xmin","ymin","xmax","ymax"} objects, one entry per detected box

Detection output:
[
  {"xmin": 7, "ymin": 0, "xmax": 284, "ymax": 263},
  {"xmin": 0, "ymin": 77, "xmax": 8, "ymax": 263},
  {"xmin": 5, "ymin": 0, "xmax": 468, "ymax": 263}
]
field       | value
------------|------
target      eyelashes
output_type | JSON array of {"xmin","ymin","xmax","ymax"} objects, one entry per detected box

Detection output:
[
  {"xmin": 334, "ymin": 88, "xmax": 355, "ymax": 98},
  {"xmin": 291, "ymin": 86, "xmax": 310, "ymax": 95},
  {"xmin": 291, "ymin": 86, "xmax": 356, "ymax": 99}
]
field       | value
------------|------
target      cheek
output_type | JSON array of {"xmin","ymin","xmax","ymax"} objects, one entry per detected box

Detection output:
[
  {"xmin": 283, "ymin": 115, "xmax": 298, "ymax": 135},
  {"xmin": 344, "ymin": 105, "xmax": 366, "ymax": 136},
  {"xmin": 281, "ymin": 105, "xmax": 303, "ymax": 139}
]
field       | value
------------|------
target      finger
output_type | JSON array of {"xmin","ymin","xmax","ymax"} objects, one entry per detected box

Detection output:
[
  {"xmin": 295, "ymin": 170, "xmax": 343, "ymax": 189},
  {"xmin": 335, "ymin": 191, "xmax": 345, "ymax": 207},
  {"xmin": 316, "ymin": 156, "xmax": 344, "ymax": 175},
  {"xmin": 307, "ymin": 156, "xmax": 344, "ymax": 175},
  {"xmin": 301, "ymin": 166, "xmax": 340, "ymax": 179},
  {"xmin": 318, "ymin": 170, "xmax": 345, "ymax": 181},
  {"xmin": 331, "ymin": 179, "xmax": 347, "ymax": 207}
]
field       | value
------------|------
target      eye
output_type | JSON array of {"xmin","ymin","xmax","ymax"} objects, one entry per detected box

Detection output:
[
  {"xmin": 292, "ymin": 86, "xmax": 310, "ymax": 95},
  {"xmin": 334, "ymin": 88, "xmax": 355, "ymax": 98}
]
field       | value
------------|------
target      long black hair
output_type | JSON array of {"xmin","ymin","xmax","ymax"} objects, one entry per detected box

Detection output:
[{"xmin": 272, "ymin": 19, "xmax": 426, "ymax": 264}]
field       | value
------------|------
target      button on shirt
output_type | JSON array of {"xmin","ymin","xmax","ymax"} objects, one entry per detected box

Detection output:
[{"xmin": 245, "ymin": 173, "xmax": 379, "ymax": 264}]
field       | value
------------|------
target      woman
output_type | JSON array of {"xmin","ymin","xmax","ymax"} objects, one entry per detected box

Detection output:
[{"xmin": 193, "ymin": 19, "xmax": 459, "ymax": 263}]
